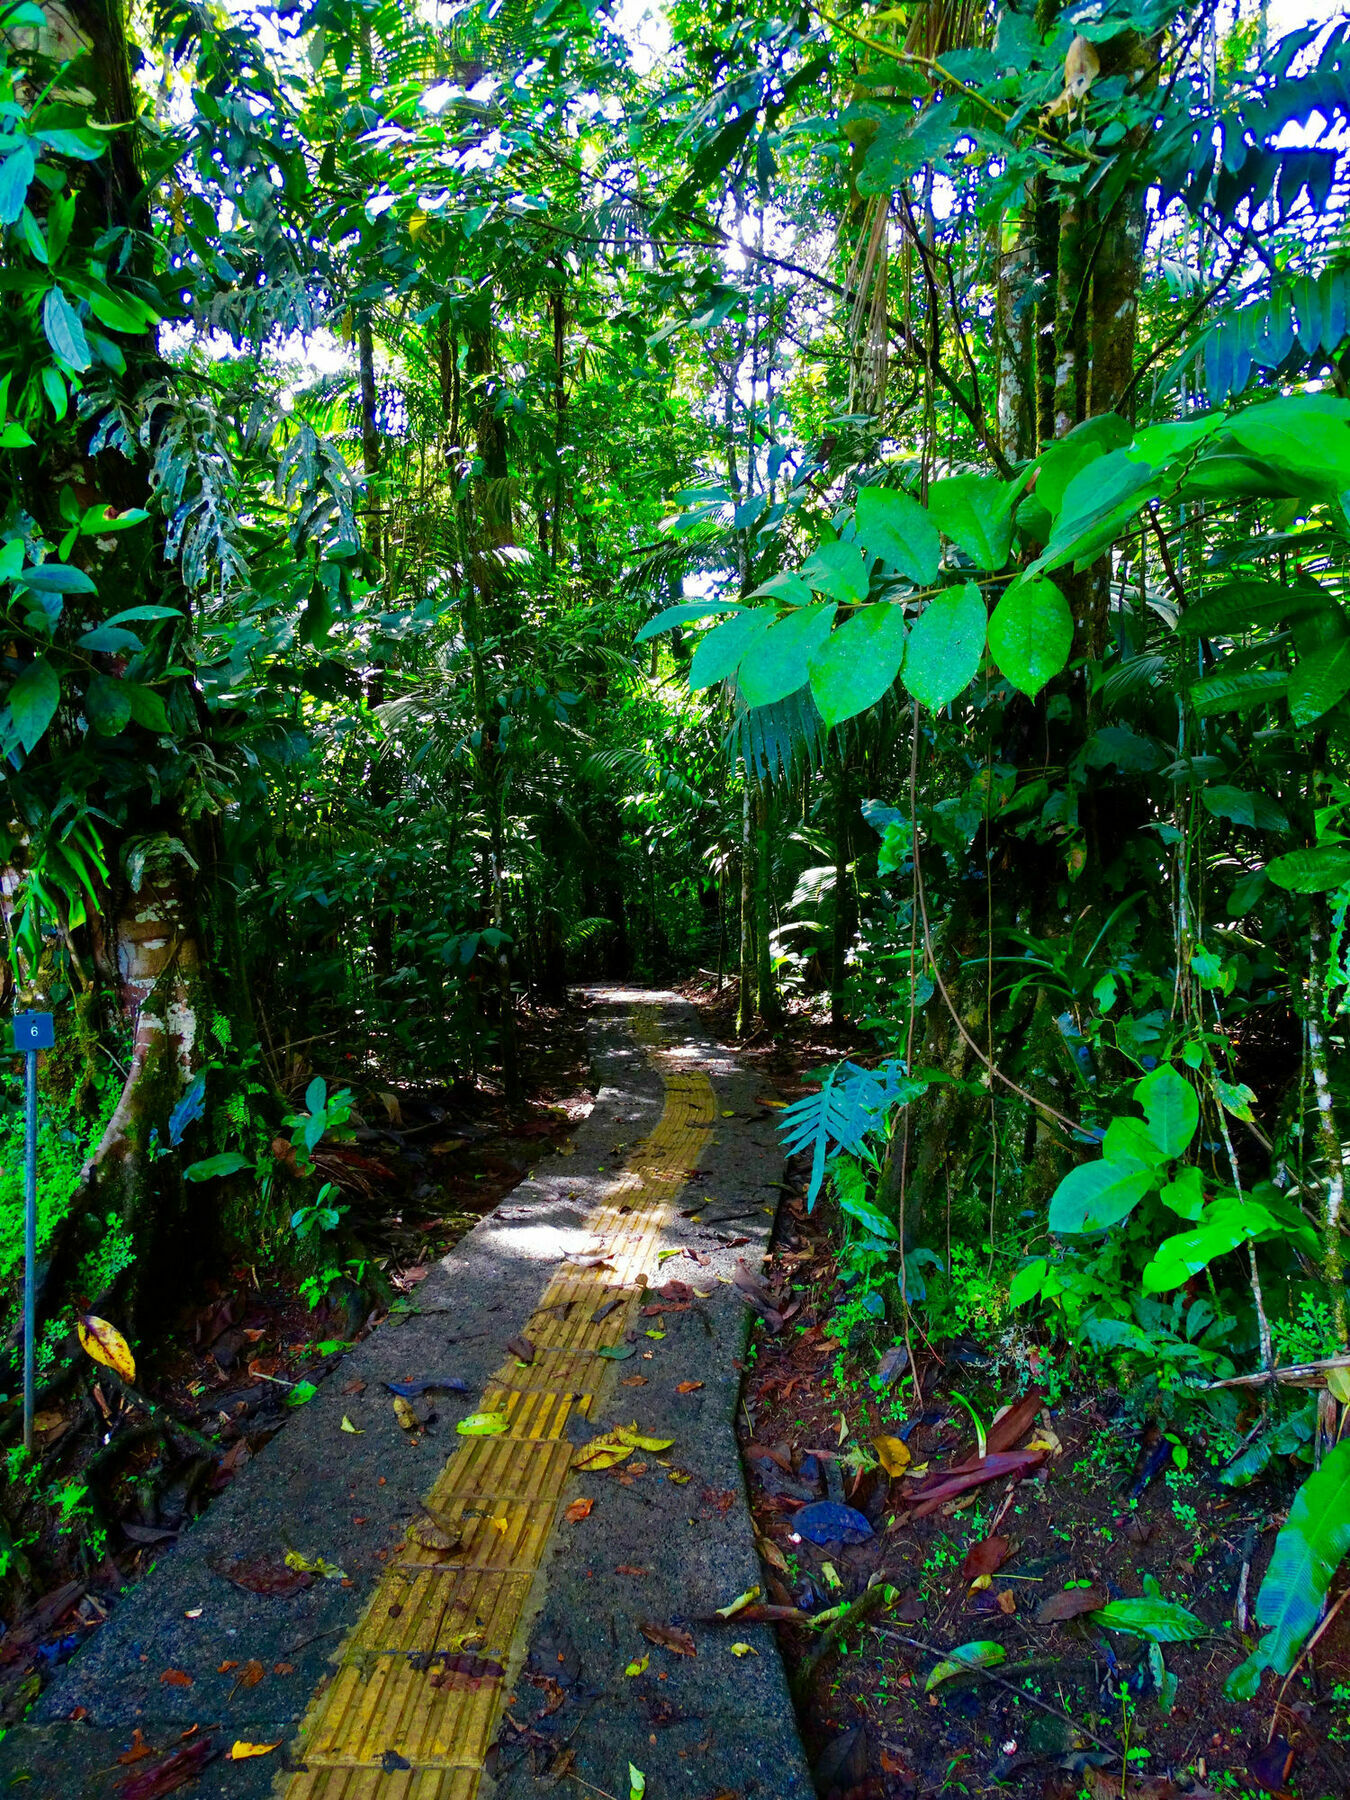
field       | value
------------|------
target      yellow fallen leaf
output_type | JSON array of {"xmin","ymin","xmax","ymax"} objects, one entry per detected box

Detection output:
[
  {"xmin": 715, "ymin": 1585, "xmax": 760, "ymax": 1620},
  {"xmin": 340, "ymin": 1415, "xmax": 363, "ymax": 1434},
  {"xmin": 573, "ymin": 1429, "xmax": 635, "ymax": 1472},
  {"xmin": 1328, "ymin": 1365, "xmax": 1350, "ymax": 1404},
  {"xmin": 730, "ymin": 1642, "xmax": 758, "ymax": 1657},
  {"xmin": 457, "ymin": 1411, "xmax": 510, "ymax": 1436},
  {"xmin": 490, "ymin": 1516, "xmax": 509, "ymax": 1534},
  {"xmin": 873, "ymin": 1435, "xmax": 911, "ymax": 1477},
  {"xmin": 229, "ymin": 1742, "xmax": 279, "ymax": 1760},
  {"xmin": 616, "ymin": 1425, "xmax": 675, "ymax": 1453},
  {"xmin": 821, "ymin": 1563, "xmax": 842, "ymax": 1592},
  {"xmin": 1025, "ymin": 1430, "xmax": 1063, "ymax": 1455},
  {"xmin": 393, "ymin": 1397, "xmax": 418, "ymax": 1431},
  {"xmin": 284, "ymin": 1550, "xmax": 346, "ymax": 1579},
  {"xmin": 625, "ymin": 1653, "xmax": 649, "ymax": 1676},
  {"xmin": 77, "ymin": 1315, "xmax": 136, "ymax": 1383},
  {"xmin": 721, "ymin": 1110, "xmax": 735, "ymax": 1118},
  {"xmin": 969, "ymin": 1573, "xmax": 992, "ymax": 1592},
  {"xmin": 667, "ymin": 1469, "xmax": 692, "ymax": 1484},
  {"xmin": 645, "ymin": 1329, "xmax": 665, "ymax": 1340}
]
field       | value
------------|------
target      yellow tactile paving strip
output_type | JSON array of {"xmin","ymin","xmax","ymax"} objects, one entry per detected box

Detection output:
[{"xmin": 281, "ymin": 1005, "xmax": 715, "ymax": 1800}]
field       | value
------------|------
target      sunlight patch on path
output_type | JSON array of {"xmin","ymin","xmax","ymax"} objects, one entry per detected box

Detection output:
[{"xmin": 282, "ymin": 1006, "xmax": 714, "ymax": 1800}]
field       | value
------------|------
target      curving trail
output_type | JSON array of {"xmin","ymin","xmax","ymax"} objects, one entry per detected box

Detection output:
[{"xmin": 0, "ymin": 989, "xmax": 812, "ymax": 1800}]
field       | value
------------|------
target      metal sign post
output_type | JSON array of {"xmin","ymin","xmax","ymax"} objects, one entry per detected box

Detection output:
[{"xmin": 13, "ymin": 1011, "xmax": 54, "ymax": 1452}]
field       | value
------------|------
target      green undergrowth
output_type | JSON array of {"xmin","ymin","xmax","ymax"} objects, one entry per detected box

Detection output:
[{"xmin": 0, "ymin": 1074, "xmax": 120, "ymax": 1292}]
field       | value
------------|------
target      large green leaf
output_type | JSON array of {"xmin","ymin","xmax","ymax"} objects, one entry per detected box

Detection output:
[
  {"xmin": 41, "ymin": 285, "xmax": 91, "ymax": 372},
  {"xmin": 738, "ymin": 604, "xmax": 836, "ymax": 708},
  {"xmin": 1142, "ymin": 1199, "xmax": 1279, "ymax": 1294},
  {"xmin": 927, "ymin": 474, "xmax": 1016, "ymax": 571},
  {"xmin": 688, "ymin": 607, "xmax": 773, "ymax": 690},
  {"xmin": 986, "ymin": 577, "xmax": 1073, "ymax": 697},
  {"xmin": 1179, "ymin": 577, "xmax": 1331, "ymax": 637},
  {"xmin": 901, "ymin": 582, "xmax": 986, "ymax": 710},
  {"xmin": 84, "ymin": 670, "xmax": 132, "ymax": 737},
  {"xmin": 1226, "ymin": 395, "xmax": 1350, "ymax": 497},
  {"xmin": 1134, "ymin": 1065, "xmax": 1198, "ymax": 1158},
  {"xmin": 798, "ymin": 541, "xmax": 870, "ymax": 604},
  {"xmin": 1091, "ymin": 1599, "xmax": 1206, "ymax": 1643},
  {"xmin": 1289, "ymin": 635, "xmax": 1350, "ymax": 726},
  {"xmin": 807, "ymin": 604, "xmax": 907, "ymax": 727},
  {"xmin": 1190, "ymin": 668, "xmax": 1288, "ymax": 716},
  {"xmin": 855, "ymin": 487, "xmax": 941, "ymax": 585},
  {"xmin": 1244, "ymin": 1439, "xmax": 1350, "ymax": 1681},
  {"xmin": 1048, "ymin": 1160, "xmax": 1153, "ymax": 1235},
  {"xmin": 1200, "ymin": 786, "xmax": 1288, "ymax": 832},
  {"xmin": 0, "ymin": 144, "xmax": 35, "ymax": 226},
  {"xmin": 8, "ymin": 656, "xmax": 59, "ymax": 752},
  {"xmin": 1266, "ymin": 844, "xmax": 1350, "ymax": 893},
  {"xmin": 636, "ymin": 601, "xmax": 743, "ymax": 643},
  {"xmin": 924, "ymin": 1639, "xmax": 1004, "ymax": 1691}
]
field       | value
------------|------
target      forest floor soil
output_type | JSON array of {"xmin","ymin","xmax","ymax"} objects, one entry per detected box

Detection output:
[
  {"xmin": 681, "ymin": 978, "xmax": 1350, "ymax": 1800},
  {"xmin": 0, "ymin": 987, "xmax": 814, "ymax": 1800}
]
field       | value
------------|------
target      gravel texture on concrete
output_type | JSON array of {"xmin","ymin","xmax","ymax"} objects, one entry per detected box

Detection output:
[{"xmin": 0, "ymin": 989, "xmax": 811, "ymax": 1800}]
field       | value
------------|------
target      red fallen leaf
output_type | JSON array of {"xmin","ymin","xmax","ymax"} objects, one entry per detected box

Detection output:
[
  {"xmin": 616, "ymin": 1565, "xmax": 651, "ymax": 1576},
  {"xmin": 211, "ymin": 1556, "xmax": 314, "ymax": 1597},
  {"xmin": 217, "ymin": 1662, "xmax": 238, "ymax": 1673},
  {"xmin": 641, "ymin": 1301, "xmax": 690, "ymax": 1316},
  {"xmin": 273, "ymin": 1662, "xmax": 294, "ymax": 1675},
  {"xmin": 962, "ymin": 1534, "xmax": 1012, "ymax": 1580},
  {"xmin": 638, "ymin": 1620, "xmax": 697, "ymax": 1657},
  {"xmin": 69, "ymin": 1706, "xmax": 87, "ymax": 1721},
  {"xmin": 116, "ymin": 1735, "xmax": 213, "ymax": 1799},
  {"xmin": 906, "ymin": 1449, "xmax": 1047, "ymax": 1518},
  {"xmin": 159, "ymin": 1669, "xmax": 192, "ymax": 1688},
  {"xmin": 653, "ymin": 1280, "xmax": 694, "ymax": 1303},
  {"xmin": 986, "ymin": 1390, "xmax": 1045, "ymax": 1455},
  {"xmin": 117, "ymin": 1729, "xmax": 153, "ymax": 1765},
  {"xmin": 1035, "ymin": 1585, "xmax": 1106, "ymax": 1624},
  {"xmin": 564, "ymin": 1498, "xmax": 594, "ymax": 1522}
]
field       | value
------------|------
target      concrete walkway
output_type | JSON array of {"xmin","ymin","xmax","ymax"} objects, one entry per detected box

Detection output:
[{"xmin": 0, "ymin": 990, "xmax": 813, "ymax": 1800}]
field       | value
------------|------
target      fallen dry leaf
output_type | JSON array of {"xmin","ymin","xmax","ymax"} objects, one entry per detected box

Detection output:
[
  {"xmin": 393, "ymin": 1396, "xmax": 418, "ymax": 1431},
  {"xmin": 1035, "ymin": 1585, "xmax": 1106, "ymax": 1624},
  {"xmin": 234, "ymin": 1659, "xmax": 266, "ymax": 1690},
  {"xmin": 212, "ymin": 1555, "xmax": 315, "ymax": 1597},
  {"xmin": 873, "ymin": 1435, "xmax": 911, "ymax": 1477},
  {"xmin": 505, "ymin": 1335, "xmax": 536, "ymax": 1364},
  {"xmin": 116, "ymin": 1729, "xmax": 153, "ymax": 1766},
  {"xmin": 228, "ymin": 1741, "xmax": 278, "ymax": 1760},
  {"xmin": 961, "ymin": 1534, "xmax": 1012, "ymax": 1580},
  {"xmin": 616, "ymin": 1564, "xmax": 651, "ymax": 1576},
  {"xmin": 115, "ymin": 1737, "xmax": 212, "ymax": 1800},
  {"xmin": 78, "ymin": 1315, "xmax": 136, "ymax": 1383},
  {"xmin": 158, "ymin": 1669, "xmax": 192, "ymax": 1688},
  {"xmin": 565, "ymin": 1498, "xmax": 594, "ymax": 1522},
  {"xmin": 996, "ymin": 1589, "xmax": 1016, "ymax": 1615},
  {"xmin": 621, "ymin": 1375, "xmax": 648, "ymax": 1387},
  {"xmin": 675, "ymin": 1381, "xmax": 704, "ymax": 1394},
  {"xmin": 639, "ymin": 1620, "xmax": 696, "ymax": 1657},
  {"xmin": 341, "ymin": 1378, "xmax": 366, "ymax": 1396}
]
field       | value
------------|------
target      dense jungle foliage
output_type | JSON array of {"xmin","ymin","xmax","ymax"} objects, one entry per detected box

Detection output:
[{"xmin": 2, "ymin": 0, "xmax": 1350, "ymax": 1716}]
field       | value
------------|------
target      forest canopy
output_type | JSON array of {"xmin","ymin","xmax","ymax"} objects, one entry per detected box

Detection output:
[{"xmin": 2, "ymin": 0, "xmax": 1350, "ymax": 1727}]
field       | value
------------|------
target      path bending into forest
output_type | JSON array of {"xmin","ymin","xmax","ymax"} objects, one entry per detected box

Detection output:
[{"xmin": 0, "ymin": 989, "xmax": 813, "ymax": 1800}]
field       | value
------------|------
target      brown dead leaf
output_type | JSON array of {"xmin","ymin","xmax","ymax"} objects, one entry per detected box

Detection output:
[
  {"xmin": 620, "ymin": 1375, "xmax": 648, "ymax": 1387},
  {"xmin": 213, "ymin": 1555, "xmax": 315, "ymax": 1597},
  {"xmin": 616, "ymin": 1564, "xmax": 651, "ymax": 1576},
  {"xmin": 235, "ymin": 1659, "xmax": 266, "ymax": 1690},
  {"xmin": 564, "ymin": 1498, "xmax": 594, "ymax": 1522},
  {"xmin": 996, "ymin": 1589, "xmax": 1016, "ymax": 1615},
  {"xmin": 675, "ymin": 1381, "xmax": 704, "ymax": 1394},
  {"xmin": 961, "ymin": 1534, "xmax": 1012, "ymax": 1580},
  {"xmin": 986, "ymin": 1390, "xmax": 1044, "ymax": 1455},
  {"xmin": 217, "ymin": 1661, "xmax": 238, "ymax": 1673},
  {"xmin": 505, "ymin": 1335, "xmax": 536, "ymax": 1365},
  {"xmin": 115, "ymin": 1737, "xmax": 213, "ymax": 1800},
  {"xmin": 638, "ymin": 1620, "xmax": 696, "ymax": 1657},
  {"xmin": 159, "ymin": 1669, "xmax": 192, "ymax": 1688},
  {"xmin": 341, "ymin": 1378, "xmax": 366, "ymax": 1396},
  {"xmin": 273, "ymin": 1662, "xmax": 294, "ymax": 1675},
  {"xmin": 117, "ymin": 1729, "xmax": 153, "ymax": 1766},
  {"xmin": 1035, "ymin": 1585, "xmax": 1105, "ymax": 1624}
]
